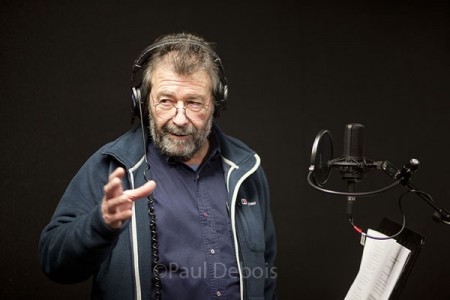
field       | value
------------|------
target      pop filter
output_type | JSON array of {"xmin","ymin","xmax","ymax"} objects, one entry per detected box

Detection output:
[{"xmin": 309, "ymin": 129, "xmax": 333, "ymax": 186}]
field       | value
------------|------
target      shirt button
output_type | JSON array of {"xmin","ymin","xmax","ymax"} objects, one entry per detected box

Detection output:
[
  {"xmin": 216, "ymin": 291, "xmax": 222, "ymax": 297},
  {"xmin": 203, "ymin": 212, "xmax": 209, "ymax": 218},
  {"xmin": 210, "ymin": 249, "xmax": 215, "ymax": 254}
]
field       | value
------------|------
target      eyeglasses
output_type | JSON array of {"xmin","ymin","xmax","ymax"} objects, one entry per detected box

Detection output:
[{"xmin": 153, "ymin": 99, "xmax": 210, "ymax": 121}]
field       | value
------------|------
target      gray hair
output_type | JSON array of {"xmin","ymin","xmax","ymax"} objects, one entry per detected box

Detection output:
[{"xmin": 140, "ymin": 33, "xmax": 222, "ymax": 106}]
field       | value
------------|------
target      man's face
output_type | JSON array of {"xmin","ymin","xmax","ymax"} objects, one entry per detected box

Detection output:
[{"xmin": 147, "ymin": 61, "xmax": 214, "ymax": 162}]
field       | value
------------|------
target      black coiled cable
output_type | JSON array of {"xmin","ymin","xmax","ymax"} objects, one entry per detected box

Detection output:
[{"xmin": 147, "ymin": 192, "xmax": 162, "ymax": 300}]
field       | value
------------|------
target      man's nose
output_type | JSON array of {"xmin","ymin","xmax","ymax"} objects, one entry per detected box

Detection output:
[{"xmin": 172, "ymin": 106, "xmax": 189, "ymax": 126}]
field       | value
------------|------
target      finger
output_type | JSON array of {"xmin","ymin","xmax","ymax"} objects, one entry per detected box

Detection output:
[
  {"xmin": 104, "ymin": 177, "xmax": 123, "ymax": 199},
  {"xmin": 105, "ymin": 195, "xmax": 132, "ymax": 212},
  {"xmin": 112, "ymin": 210, "xmax": 133, "ymax": 222},
  {"xmin": 109, "ymin": 167, "xmax": 125, "ymax": 181},
  {"xmin": 123, "ymin": 180, "xmax": 156, "ymax": 201},
  {"xmin": 105, "ymin": 168, "xmax": 125, "ymax": 197},
  {"xmin": 102, "ymin": 195, "xmax": 133, "ymax": 228}
]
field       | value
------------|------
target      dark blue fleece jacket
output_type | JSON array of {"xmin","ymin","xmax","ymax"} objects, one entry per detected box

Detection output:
[{"xmin": 39, "ymin": 123, "xmax": 277, "ymax": 300}]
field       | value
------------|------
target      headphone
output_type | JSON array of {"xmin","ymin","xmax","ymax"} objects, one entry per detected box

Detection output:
[{"xmin": 130, "ymin": 38, "xmax": 228, "ymax": 120}]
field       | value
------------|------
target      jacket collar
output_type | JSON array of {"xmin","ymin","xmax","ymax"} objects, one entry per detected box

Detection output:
[{"xmin": 100, "ymin": 125, "xmax": 148, "ymax": 170}]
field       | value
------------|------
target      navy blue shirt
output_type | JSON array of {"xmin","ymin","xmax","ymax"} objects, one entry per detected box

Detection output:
[{"xmin": 147, "ymin": 133, "xmax": 240, "ymax": 299}]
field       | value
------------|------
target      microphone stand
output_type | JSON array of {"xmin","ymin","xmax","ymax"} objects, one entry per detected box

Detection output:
[
  {"xmin": 394, "ymin": 159, "xmax": 450, "ymax": 225},
  {"xmin": 406, "ymin": 182, "xmax": 450, "ymax": 224}
]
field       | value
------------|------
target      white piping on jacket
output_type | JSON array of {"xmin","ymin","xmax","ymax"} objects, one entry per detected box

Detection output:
[
  {"xmin": 128, "ymin": 155, "xmax": 146, "ymax": 300},
  {"xmin": 221, "ymin": 156, "xmax": 239, "ymax": 192},
  {"xmin": 223, "ymin": 153, "xmax": 261, "ymax": 300}
]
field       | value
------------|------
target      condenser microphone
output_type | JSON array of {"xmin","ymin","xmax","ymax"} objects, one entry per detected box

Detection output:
[
  {"xmin": 341, "ymin": 123, "xmax": 366, "ymax": 181},
  {"xmin": 307, "ymin": 123, "xmax": 401, "ymax": 198},
  {"xmin": 326, "ymin": 123, "xmax": 375, "ymax": 183},
  {"xmin": 335, "ymin": 123, "xmax": 367, "ymax": 219}
]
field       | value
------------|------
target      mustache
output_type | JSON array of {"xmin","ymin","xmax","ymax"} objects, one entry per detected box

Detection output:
[{"xmin": 162, "ymin": 123, "xmax": 197, "ymax": 136}]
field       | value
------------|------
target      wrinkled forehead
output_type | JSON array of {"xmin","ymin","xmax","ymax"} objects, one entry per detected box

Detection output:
[
  {"xmin": 150, "ymin": 52, "xmax": 214, "ymax": 89},
  {"xmin": 150, "ymin": 60, "xmax": 213, "ymax": 97}
]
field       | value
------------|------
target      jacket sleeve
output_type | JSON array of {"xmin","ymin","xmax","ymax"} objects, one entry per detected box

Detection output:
[{"xmin": 39, "ymin": 152, "xmax": 125, "ymax": 283}]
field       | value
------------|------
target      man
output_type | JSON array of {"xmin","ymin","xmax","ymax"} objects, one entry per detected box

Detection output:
[{"xmin": 39, "ymin": 32, "xmax": 277, "ymax": 300}]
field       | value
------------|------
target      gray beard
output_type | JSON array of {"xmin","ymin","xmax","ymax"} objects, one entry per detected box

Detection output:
[{"xmin": 148, "ymin": 112, "xmax": 213, "ymax": 162}]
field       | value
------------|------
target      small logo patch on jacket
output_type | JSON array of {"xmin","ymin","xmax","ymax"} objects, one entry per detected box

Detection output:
[{"xmin": 241, "ymin": 198, "xmax": 256, "ymax": 206}]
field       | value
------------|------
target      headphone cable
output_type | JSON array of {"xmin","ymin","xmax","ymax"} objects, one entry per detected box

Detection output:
[{"xmin": 138, "ymin": 99, "xmax": 162, "ymax": 299}]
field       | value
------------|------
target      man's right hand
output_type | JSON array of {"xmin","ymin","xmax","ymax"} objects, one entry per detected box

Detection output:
[{"xmin": 101, "ymin": 167, "xmax": 156, "ymax": 229}]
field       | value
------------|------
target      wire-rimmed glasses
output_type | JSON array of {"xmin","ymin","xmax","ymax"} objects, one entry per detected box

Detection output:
[{"xmin": 153, "ymin": 100, "xmax": 210, "ymax": 121}]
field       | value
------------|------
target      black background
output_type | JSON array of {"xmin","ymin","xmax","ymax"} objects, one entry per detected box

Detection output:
[{"xmin": 1, "ymin": 1, "xmax": 449, "ymax": 299}]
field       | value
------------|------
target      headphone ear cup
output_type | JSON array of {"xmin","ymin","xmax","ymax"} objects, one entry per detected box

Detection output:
[
  {"xmin": 222, "ymin": 83, "xmax": 228, "ymax": 107},
  {"xmin": 131, "ymin": 87, "xmax": 142, "ymax": 117},
  {"xmin": 214, "ymin": 81, "xmax": 228, "ymax": 117}
]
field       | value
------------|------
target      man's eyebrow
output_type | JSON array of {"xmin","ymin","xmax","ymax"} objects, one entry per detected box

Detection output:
[{"xmin": 155, "ymin": 91, "xmax": 208, "ymax": 101}]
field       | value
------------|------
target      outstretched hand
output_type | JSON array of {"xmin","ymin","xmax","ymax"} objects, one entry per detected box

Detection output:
[{"xmin": 101, "ymin": 167, "xmax": 156, "ymax": 229}]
